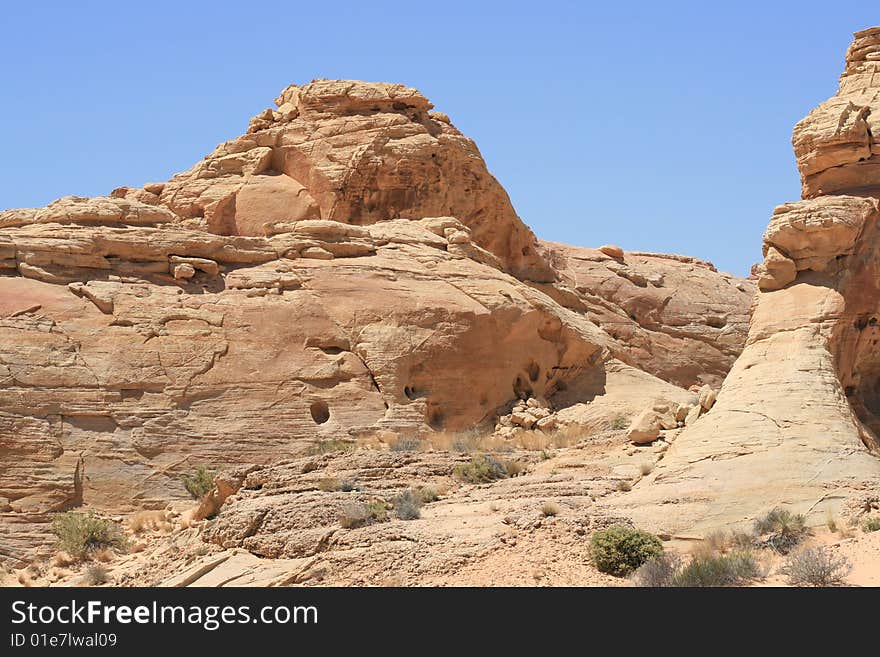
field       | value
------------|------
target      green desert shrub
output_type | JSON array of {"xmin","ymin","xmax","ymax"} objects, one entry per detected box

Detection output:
[
  {"xmin": 182, "ymin": 465, "xmax": 214, "ymax": 499},
  {"xmin": 610, "ymin": 416, "xmax": 629, "ymax": 430},
  {"xmin": 415, "ymin": 486, "xmax": 439, "ymax": 504},
  {"xmin": 863, "ymin": 516, "xmax": 880, "ymax": 533},
  {"xmin": 590, "ymin": 525, "xmax": 663, "ymax": 577},
  {"xmin": 392, "ymin": 489, "xmax": 422, "ymax": 520},
  {"xmin": 754, "ymin": 508, "xmax": 809, "ymax": 553},
  {"xmin": 454, "ymin": 454, "xmax": 508, "ymax": 483},
  {"xmin": 671, "ymin": 550, "xmax": 760, "ymax": 587},
  {"xmin": 780, "ymin": 547, "xmax": 851, "ymax": 587},
  {"xmin": 51, "ymin": 512, "xmax": 127, "ymax": 558}
]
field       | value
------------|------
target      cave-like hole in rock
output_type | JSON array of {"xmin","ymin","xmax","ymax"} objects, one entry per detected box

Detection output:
[
  {"xmin": 427, "ymin": 406, "xmax": 444, "ymax": 430},
  {"xmin": 404, "ymin": 385, "xmax": 424, "ymax": 400},
  {"xmin": 513, "ymin": 374, "xmax": 533, "ymax": 400},
  {"xmin": 526, "ymin": 360, "xmax": 540, "ymax": 383},
  {"xmin": 310, "ymin": 400, "xmax": 330, "ymax": 424}
]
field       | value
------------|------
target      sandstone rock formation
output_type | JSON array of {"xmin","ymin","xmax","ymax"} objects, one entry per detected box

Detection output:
[
  {"xmin": 615, "ymin": 29, "xmax": 880, "ymax": 536},
  {"xmin": 0, "ymin": 80, "xmax": 753, "ymax": 564},
  {"xmin": 539, "ymin": 242, "xmax": 753, "ymax": 388}
]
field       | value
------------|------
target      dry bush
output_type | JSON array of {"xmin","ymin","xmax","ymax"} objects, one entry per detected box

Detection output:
[
  {"xmin": 780, "ymin": 547, "xmax": 851, "ymax": 587},
  {"xmin": 416, "ymin": 486, "xmax": 439, "ymax": 503},
  {"xmin": 306, "ymin": 439, "xmax": 355, "ymax": 456},
  {"xmin": 51, "ymin": 512, "xmax": 127, "ymax": 559},
  {"xmin": 541, "ymin": 501, "xmax": 560, "ymax": 517},
  {"xmin": 454, "ymin": 454, "xmax": 508, "ymax": 483},
  {"xmin": 632, "ymin": 552, "xmax": 682, "ymax": 587},
  {"xmin": 504, "ymin": 459, "xmax": 528, "ymax": 477},
  {"xmin": 672, "ymin": 550, "xmax": 761, "ymax": 587},
  {"xmin": 92, "ymin": 548, "xmax": 114, "ymax": 563},
  {"xmin": 51, "ymin": 551, "xmax": 75, "ymax": 568},
  {"xmin": 616, "ymin": 480, "xmax": 632, "ymax": 492},
  {"xmin": 339, "ymin": 500, "xmax": 388, "ymax": 529},
  {"xmin": 389, "ymin": 437, "xmax": 423, "ymax": 452},
  {"xmin": 82, "ymin": 564, "xmax": 109, "ymax": 586},
  {"xmin": 16, "ymin": 570, "xmax": 33, "ymax": 587},
  {"xmin": 639, "ymin": 463, "xmax": 653, "ymax": 476},
  {"xmin": 392, "ymin": 489, "xmax": 422, "ymax": 520}
]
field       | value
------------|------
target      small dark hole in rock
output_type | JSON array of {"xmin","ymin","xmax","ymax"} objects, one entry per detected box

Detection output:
[{"xmin": 310, "ymin": 400, "xmax": 330, "ymax": 424}]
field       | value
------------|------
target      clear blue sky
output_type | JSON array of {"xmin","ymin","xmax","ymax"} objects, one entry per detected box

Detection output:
[{"xmin": 1, "ymin": 1, "xmax": 876, "ymax": 275}]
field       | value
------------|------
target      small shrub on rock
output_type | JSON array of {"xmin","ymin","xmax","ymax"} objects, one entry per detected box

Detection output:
[
  {"xmin": 754, "ymin": 508, "xmax": 809, "ymax": 553},
  {"xmin": 454, "ymin": 454, "xmax": 508, "ymax": 483},
  {"xmin": 393, "ymin": 489, "xmax": 422, "ymax": 520},
  {"xmin": 590, "ymin": 525, "xmax": 663, "ymax": 576},
  {"xmin": 672, "ymin": 550, "xmax": 760, "ymax": 587},
  {"xmin": 182, "ymin": 465, "xmax": 214, "ymax": 499},
  {"xmin": 339, "ymin": 500, "xmax": 388, "ymax": 529},
  {"xmin": 863, "ymin": 516, "xmax": 880, "ymax": 533},
  {"xmin": 51, "ymin": 512, "xmax": 127, "ymax": 559},
  {"xmin": 82, "ymin": 564, "xmax": 109, "ymax": 586}
]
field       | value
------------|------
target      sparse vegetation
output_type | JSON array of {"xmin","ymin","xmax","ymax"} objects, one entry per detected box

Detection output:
[
  {"xmin": 863, "ymin": 516, "xmax": 880, "ymax": 533},
  {"xmin": 82, "ymin": 564, "xmax": 109, "ymax": 586},
  {"xmin": 503, "ymin": 459, "xmax": 528, "ymax": 477},
  {"xmin": 610, "ymin": 416, "xmax": 629, "ymax": 430},
  {"xmin": 671, "ymin": 550, "xmax": 761, "ymax": 587},
  {"xmin": 182, "ymin": 465, "xmax": 214, "ymax": 499},
  {"xmin": 754, "ymin": 508, "xmax": 809, "ymax": 553},
  {"xmin": 616, "ymin": 480, "xmax": 632, "ymax": 492},
  {"xmin": 540, "ymin": 501, "xmax": 560, "ymax": 517},
  {"xmin": 339, "ymin": 500, "xmax": 388, "ymax": 529},
  {"xmin": 316, "ymin": 477, "xmax": 356, "ymax": 493},
  {"xmin": 590, "ymin": 525, "xmax": 663, "ymax": 577},
  {"xmin": 306, "ymin": 439, "xmax": 356, "ymax": 456},
  {"xmin": 639, "ymin": 463, "xmax": 653, "ymax": 476},
  {"xmin": 447, "ymin": 429, "xmax": 484, "ymax": 453},
  {"xmin": 51, "ymin": 512, "xmax": 127, "ymax": 559},
  {"xmin": 390, "ymin": 437, "xmax": 422, "ymax": 452},
  {"xmin": 825, "ymin": 512, "xmax": 838, "ymax": 533},
  {"xmin": 416, "ymin": 486, "xmax": 439, "ymax": 503},
  {"xmin": 393, "ymin": 489, "xmax": 422, "ymax": 520},
  {"xmin": 780, "ymin": 547, "xmax": 851, "ymax": 587},
  {"xmin": 454, "ymin": 454, "xmax": 508, "ymax": 483},
  {"xmin": 632, "ymin": 552, "xmax": 682, "ymax": 587}
]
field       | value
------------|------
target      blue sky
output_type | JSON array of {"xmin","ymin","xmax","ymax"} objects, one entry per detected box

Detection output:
[{"xmin": 1, "ymin": 2, "xmax": 876, "ymax": 275}]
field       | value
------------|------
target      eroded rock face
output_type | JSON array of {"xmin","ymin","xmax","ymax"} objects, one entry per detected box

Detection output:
[
  {"xmin": 0, "ymin": 80, "xmax": 752, "ymax": 562},
  {"xmin": 538, "ymin": 242, "xmax": 754, "ymax": 388},
  {"xmin": 614, "ymin": 30, "xmax": 880, "ymax": 536},
  {"xmin": 124, "ymin": 79, "xmax": 554, "ymax": 283},
  {"xmin": 794, "ymin": 27, "xmax": 880, "ymax": 198}
]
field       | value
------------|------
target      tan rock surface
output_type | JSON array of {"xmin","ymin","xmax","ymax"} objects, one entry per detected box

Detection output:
[
  {"xmin": 538, "ymin": 242, "xmax": 754, "ymax": 388},
  {"xmin": 0, "ymin": 79, "xmax": 754, "ymax": 567},
  {"xmin": 612, "ymin": 30, "xmax": 880, "ymax": 537},
  {"xmin": 793, "ymin": 27, "xmax": 880, "ymax": 198}
]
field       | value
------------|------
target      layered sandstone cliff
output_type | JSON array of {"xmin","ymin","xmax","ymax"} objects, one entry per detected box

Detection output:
[
  {"xmin": 616, "ymin": 28, "xmax": 880, "ymax": 536},
  {"xmin": 0, "ymin": 80, "xmax": 752, "ymax": 562}
]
